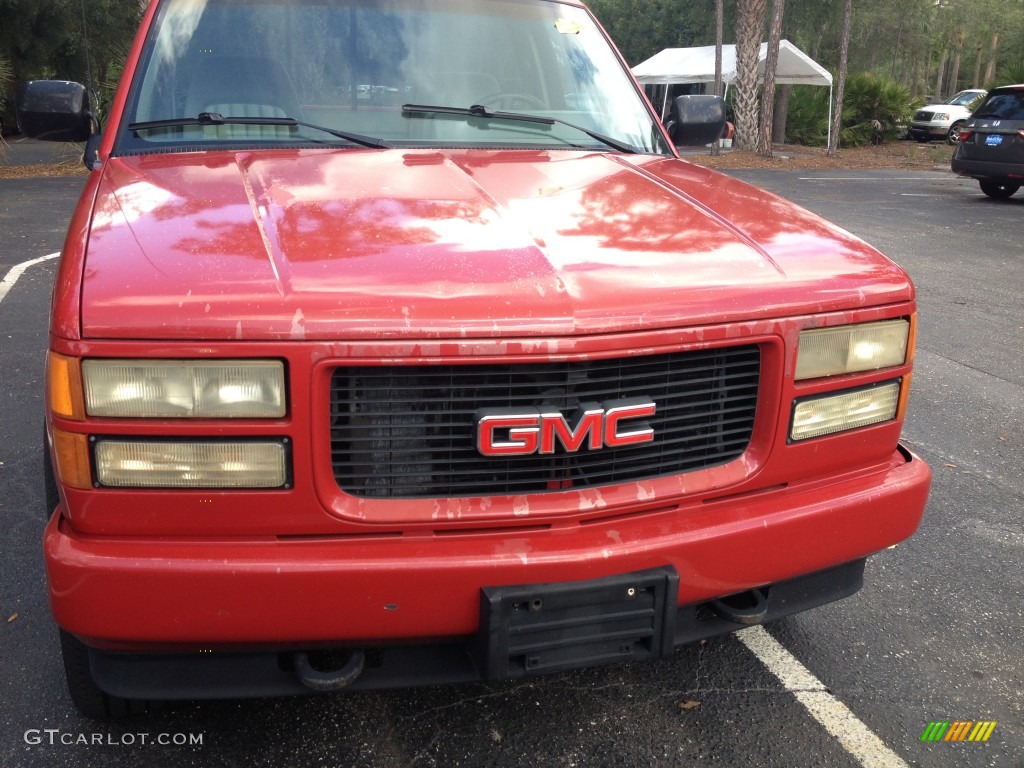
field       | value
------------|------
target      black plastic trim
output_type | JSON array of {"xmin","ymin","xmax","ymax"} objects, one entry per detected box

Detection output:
[
  {"xmin": 477, "ymin": 567, "xmax": 679, "ymax": 679},
  {"xmin": 85, "ymin": 559, "xmax": 866, "ymax": 701}
]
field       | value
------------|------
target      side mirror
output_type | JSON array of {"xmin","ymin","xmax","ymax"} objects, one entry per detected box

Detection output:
[
  {"xmin": 666, "ymin": 95, "xmax": 726, "ymax": 147},
  {"xmin": 16, "ymin": 80, "xmax": 92, "ymax": 142}
]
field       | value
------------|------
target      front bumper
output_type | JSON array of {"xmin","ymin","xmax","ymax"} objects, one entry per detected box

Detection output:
[
  {"xmin": 88, "ymin": 559, "xmax": 867, "ymax": 700},
  {"xmin": 910, "ymin": 123, "xmax": 949, "ymax": 140},
  {"xmin": 47, "ymin": 444, "xmax": 929, "ymax": 650}
]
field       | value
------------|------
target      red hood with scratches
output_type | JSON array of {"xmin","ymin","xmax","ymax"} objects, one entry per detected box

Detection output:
[{"xmin": 79, "ymin": 148, "xmax": 912, "ymax": 340}]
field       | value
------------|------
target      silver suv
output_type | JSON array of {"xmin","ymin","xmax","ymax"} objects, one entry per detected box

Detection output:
[
  {"xmin": 951, "ymin": 84, "xmax": 1024, "ymax": 199},
  {"xmin": 910, "ymin": 89, "xmax": 986, "ymax": 144}
]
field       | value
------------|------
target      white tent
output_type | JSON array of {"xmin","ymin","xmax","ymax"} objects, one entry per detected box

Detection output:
[{"xmin": 632, "ymin": 40, "xmax": 834, "ymax": 143}]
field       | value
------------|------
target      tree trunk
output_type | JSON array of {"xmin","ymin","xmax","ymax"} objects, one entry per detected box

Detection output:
[
  {"xmin": 809, "ymin": 17, "xmax": 828, "ymax": 61},
  {"xmin": 711, "ymin": 0, "xmax": 724, "ymax": 156},
  {"xmin": 756, "ymin": 0, "xmax": 785, "ymax": 157},
  {"xmin": 934, "ymin": 50, "xmax": 947, "ymax": 100},
  {"xmin": 827, "ymin": 0, "xmax": 851, "ymax": 156},
  {"xmin": 890, "ymin": 16, "xmax": 904, "ymax": 80},
  {"xmin": 733, "ymin": 0, "xmax": 767, "ymax": 151},
  {"xmin": 972, "ymin": 41, "xmax": 984, "ymax": 89},
  {"xmin": 773, "ymin": 85, "xmax": 790, "ymax": 145},
  {"xmin": 947, "ymin": 29, "xmax": 963, "ymax": 95},
  {"xmin": 984, "ymin": 31, "xmax": 999, "ymax": 85}
]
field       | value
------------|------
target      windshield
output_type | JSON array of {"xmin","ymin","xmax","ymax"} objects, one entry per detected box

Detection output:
[
  {"xmin": 946, "ymin": 90, "xmax": 983, "ymax": 107},
  {"xmin": 973, "ymin": 91, "xmax": 1024, "ymax": 120},
  {"xmin": 118, "ymin": 0, "xmax": 668, "ymax": 155}
]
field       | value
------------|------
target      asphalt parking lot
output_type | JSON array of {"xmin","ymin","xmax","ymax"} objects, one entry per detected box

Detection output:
[{"xmin": 1, "ymin": 142, "xmax": 1021, "ymax": 768}]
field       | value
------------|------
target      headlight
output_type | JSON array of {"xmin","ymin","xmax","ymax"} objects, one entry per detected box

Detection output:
[
  {"xmin": 94, "ymin": 439, "xmax": 288, "ymax": 488},
  {"xmin": 82, "ymin": 360, "xmax": 285, "ymax": 418},
  {"xmin": 795, "ymin": 320, "xmax": 909, "ymax": 380},
  {"xmin": 790, "ymin": 381, "xmax": 900, "ymax": 441}
]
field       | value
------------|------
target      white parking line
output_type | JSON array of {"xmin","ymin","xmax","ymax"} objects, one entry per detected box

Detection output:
[
  {"xmin": 0, "ymin": 252, "xmax": 59, "ymax": 305},
  {"xmin": 737, "ymin": 626, "xmax": 910, "ymax": 768},
  {"xmin": 797, "ymin": 177, "xmax": 928, "ymax": 181}
]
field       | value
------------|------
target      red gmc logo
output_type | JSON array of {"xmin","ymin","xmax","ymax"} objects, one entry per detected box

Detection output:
[{"xmin": 476, "ymin": 399, "xmax": 656, "ymax": 457}]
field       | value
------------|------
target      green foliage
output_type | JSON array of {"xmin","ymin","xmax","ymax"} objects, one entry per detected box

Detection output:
[
  {"xmin": 785, "ymin": 73, "xmax": 915, "ymax": 147},
  {"xmin": 992, "ymin": 58, "xmax": 1024, "ymax": 88},
  {"xmin": 588, "ymin": 0, "xmax": 1024, "ymax": 102},
  {"xmin": 92, "ymin": 43, "xmax": 131, "ymax": 128},
  {"xmin": 0, "ymin": 0, "xmax": 142, "ymax": 121},
  {"xmin": 588, "ymin": 0, "xmax": 719, "ymax": 65},
  {"xmin": 839, "ymin": 73, "xmax": 915, "ymax": 146},
  {"xmin": 0, "ymin": 0, "xmax": 75, "ymax": 80},
  {"xmin": 784, "ymin": 86, "xmax": 831, "ymax": 146}
]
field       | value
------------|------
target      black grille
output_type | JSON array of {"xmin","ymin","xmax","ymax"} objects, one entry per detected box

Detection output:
[{"xmin": 330, "ymin": 346, "xmax": 760, "ymax": 498}]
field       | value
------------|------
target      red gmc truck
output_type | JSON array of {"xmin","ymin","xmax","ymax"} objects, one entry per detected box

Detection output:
[{"xmin": 19, "ymin": 0, "xmax": 930, "ymax": 719}]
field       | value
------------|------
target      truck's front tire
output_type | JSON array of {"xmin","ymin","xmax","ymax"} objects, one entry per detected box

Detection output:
[{"xmin": 59, "ymin": 630, "xmax": 153, "ymax": 720}]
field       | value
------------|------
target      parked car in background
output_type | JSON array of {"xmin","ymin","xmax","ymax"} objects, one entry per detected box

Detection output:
[
  {"xmin": 910, "ymin": 89, "xmax": 986, "ymax": 144},
  {"xmin": 951, "ymin": 84, "xmax": 1024, "ymax": 199}
]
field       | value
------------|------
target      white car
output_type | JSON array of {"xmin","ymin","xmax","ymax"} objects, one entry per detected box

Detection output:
[{"xmin": 910, "ymin": 89, "xmax": 986, "ymax": 144}]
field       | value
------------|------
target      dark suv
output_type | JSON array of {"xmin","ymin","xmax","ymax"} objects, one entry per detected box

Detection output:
[{"xmin": 951, "ymin": 84, "xmax": 1024, "ymax": 199}]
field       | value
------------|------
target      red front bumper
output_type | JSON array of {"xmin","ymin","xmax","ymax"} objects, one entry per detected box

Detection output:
[{"xmin": 46, "ymin": 446, "xmax": 930, "ymax": 648}]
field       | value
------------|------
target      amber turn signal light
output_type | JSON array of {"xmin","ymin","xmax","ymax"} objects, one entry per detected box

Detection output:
[{"xmin": 48, "ymin": 352, "xmax": 85, "ymax": 421}]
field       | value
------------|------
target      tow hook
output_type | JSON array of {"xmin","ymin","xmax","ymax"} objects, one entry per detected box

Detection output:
[
  {"xmin": 292, "ymin": 649, "xmax": 365, "ymax": 691},
  {"xmin": 708, "ymin": 587, "xmax": 769, "ymax": 625}
]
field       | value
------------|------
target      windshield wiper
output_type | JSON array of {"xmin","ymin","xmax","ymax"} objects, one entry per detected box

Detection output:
[
  {"xmin": 401, "ymin": 103, "xmax": 638, "ymax": 154},
  {"xmin": 128, "ymin": 112, "xmax": 390, "ymax": 149}
]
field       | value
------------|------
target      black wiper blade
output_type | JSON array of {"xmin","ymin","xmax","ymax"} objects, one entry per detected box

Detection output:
[
  {"xmin": 401, "ymin": 103, "xmax": 638, "ymax": 154},
  {"xmin": 128, "ymin": 112, "xmax": 390, "ymax": 149}
]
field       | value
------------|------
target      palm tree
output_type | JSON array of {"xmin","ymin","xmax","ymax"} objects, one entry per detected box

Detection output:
[{"xmin": 733, "ymin": 0, "xmax": 767, "ymax": 151}]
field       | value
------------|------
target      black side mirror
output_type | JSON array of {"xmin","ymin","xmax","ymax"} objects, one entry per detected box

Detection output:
[
  {"xmin": 666, "ymin": 95, "xmax": 726, "ymax": 147},
  {"xmin": 16, "ymin": 80, "xmax": 92, "ymax": 142}
]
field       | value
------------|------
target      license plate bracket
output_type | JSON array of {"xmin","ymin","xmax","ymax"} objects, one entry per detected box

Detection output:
[{"xmin": 477, "ymin": 567, "xmax": 679, "ymax": 680}]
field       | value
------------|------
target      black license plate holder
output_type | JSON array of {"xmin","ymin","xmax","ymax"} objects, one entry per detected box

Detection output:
[{"xmin": 477, "ymin": 567, "xmax": 679, "ymax": 680}]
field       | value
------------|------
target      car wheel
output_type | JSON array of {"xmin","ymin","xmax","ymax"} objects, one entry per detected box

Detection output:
[
  {"xmin": 947, "ymin": 121, "xmax": 965, "ymax": 144},
  {"xmin": 978, "ymin": 180, "xmax": 1020, "ymax": 199},
  {"xmin": 60, "ymin": 630, "xmax": 156, "ymax": 720}
]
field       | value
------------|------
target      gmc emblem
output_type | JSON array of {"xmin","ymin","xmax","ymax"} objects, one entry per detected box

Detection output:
[{"xmin": 476, "ymin": 399, "xmax": 656, "ymax": 457}]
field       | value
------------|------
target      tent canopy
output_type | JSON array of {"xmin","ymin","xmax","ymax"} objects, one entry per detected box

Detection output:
[{"xmin": 632, "ymin": 40, "xmax": 832, "ymax": 88}]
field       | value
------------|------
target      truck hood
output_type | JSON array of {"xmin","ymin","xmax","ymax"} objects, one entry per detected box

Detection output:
[{"xmin": 81, "ymin": 149, "xmax": 913, "ymax": 340}]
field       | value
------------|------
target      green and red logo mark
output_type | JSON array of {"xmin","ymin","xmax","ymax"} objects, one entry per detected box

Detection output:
[{"xmin": 921, "ymin": 721, "xmax": 997, "ymax": 742}]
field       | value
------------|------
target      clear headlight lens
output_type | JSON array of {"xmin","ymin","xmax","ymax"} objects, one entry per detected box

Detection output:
[
  {"xmin": 82, "ymin": 360, "xmax": 285, "ymax": 418},
  {"xmin": 790, "ymin": 381, "xmax": 901, "ymax": 441},
  {"xmin": 94, "ymin": 440, "xmax": 288, "ymax": 488},
  {"xmin": 795, "ymin": 320, "xmax": 909, "ymax": 380}
]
